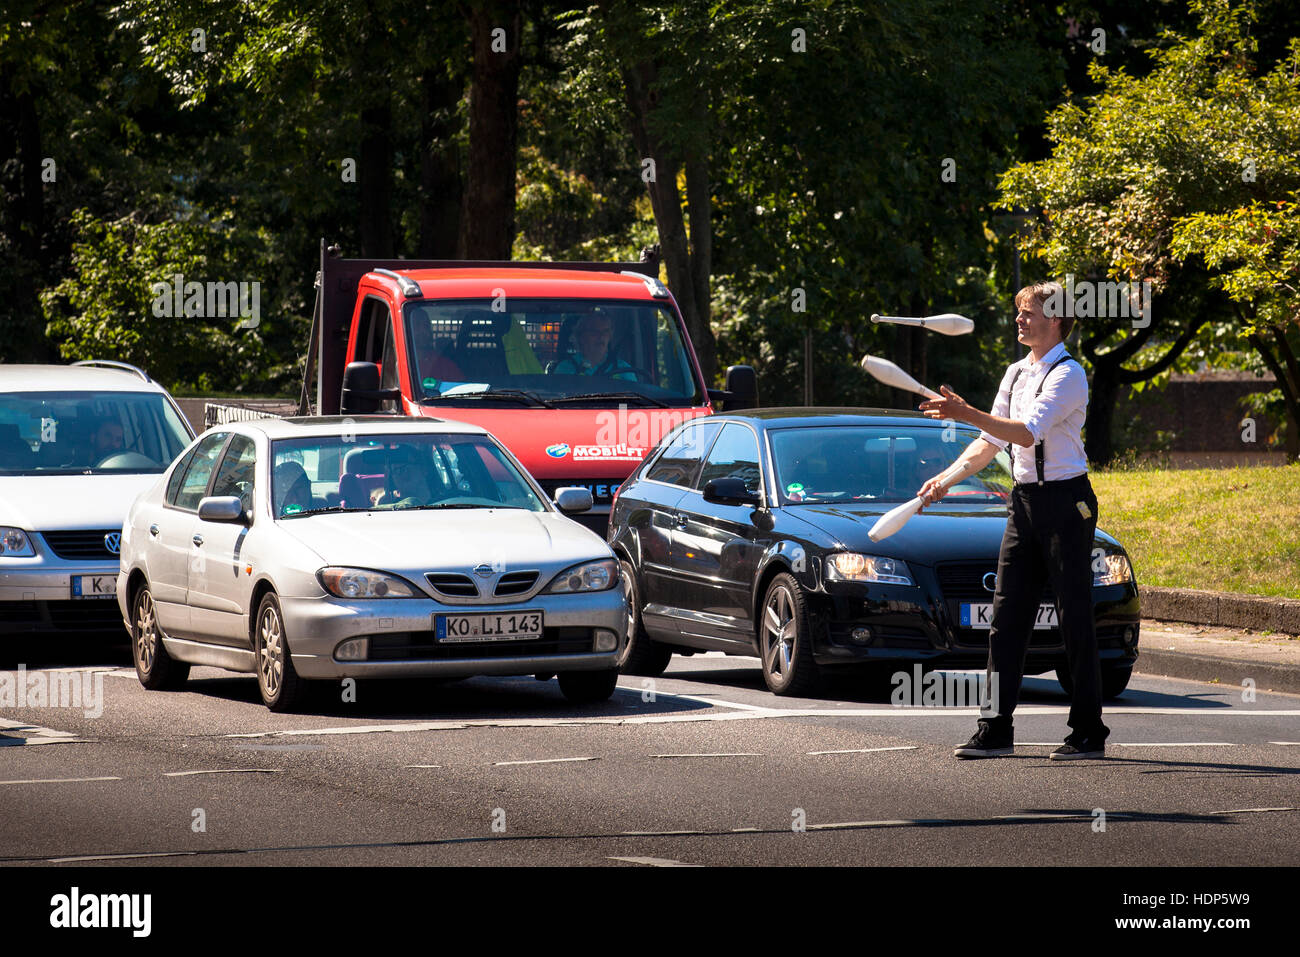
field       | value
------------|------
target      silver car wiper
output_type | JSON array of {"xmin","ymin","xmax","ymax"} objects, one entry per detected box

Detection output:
[
  {"xmin": 281, "ymin": 505, "xmax": 367, "ymax": 518},
  {"xmin": 400, "ymin": 502, "xmax": 530, "ymax": 510}
]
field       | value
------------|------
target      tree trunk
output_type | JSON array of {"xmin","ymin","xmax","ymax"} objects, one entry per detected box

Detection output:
[
  {"xmin": 4, "ymin": 81, "xmax": 51, "ymax": 361},
  {"xmin": 1085, "ymin": 362, "xmax": 1121, "ymax": 465},
  {"xmin": 419, "ymin": 69, "xmax": 464, "ymax": 259},
  {"xmin": 621, "ymin": 60, "xmax": 718, "ymax": 383},
  {"xmin": 459, "ymin": 1, "xmax": 522, "ymax": 260},
  {"xmin": 359, "ymin": 101, "xmax": 395, "ymax": 258}
]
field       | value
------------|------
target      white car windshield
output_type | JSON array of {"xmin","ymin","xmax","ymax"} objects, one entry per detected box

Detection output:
[
  {"xmin": 271, "ymin": 432, "xmax": 548, "ymax": 518},
  {"xmin": 0, "ymin": 391, "xmax": 191, "ymax": 475}
]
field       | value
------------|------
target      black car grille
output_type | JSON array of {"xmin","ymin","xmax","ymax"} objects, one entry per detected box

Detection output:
[
  {"xmin": 40, "ymin": 530, "xmax": 119, "ymax": 561},
  {"xmin": 935, "ymin": 563, "xmax": 1053, "ymax": 601},
  {"xmin": 425, "ymin": 573, "xmax": 479, "ymax": 598},
  {"xmin": 362, "ymin": 627, "xmax": 594, "ymax": 660},
  {"xmin": 495, "ymin": 571, "xmax": 539, "ymax": 596}
]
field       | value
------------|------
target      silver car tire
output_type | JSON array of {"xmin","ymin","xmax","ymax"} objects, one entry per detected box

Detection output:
[
  {"xmin": 132, "ymin": 583, "xmax": 189, "ymax": 690},
  {"xmin": 254, "ymin": 592, "xmax": 308, "ymax": 712}
]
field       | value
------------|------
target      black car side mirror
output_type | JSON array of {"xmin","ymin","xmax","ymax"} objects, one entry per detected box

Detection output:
[
  {"xmin": 703, "ymin": 478, "xmax": 761, "ymax": 506},
  {"xmin": 340, "ymin": 361, "xmax": 402, "ymax": 415}
]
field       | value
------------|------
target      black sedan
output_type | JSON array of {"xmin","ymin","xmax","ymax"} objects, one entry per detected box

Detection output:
[{"xmin": 608, "ymin": 408, "xmax": 1140, "ymax": 697}]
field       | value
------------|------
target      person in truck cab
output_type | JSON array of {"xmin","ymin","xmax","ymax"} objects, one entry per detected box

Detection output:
[{"xmin": 549, "ymin": 315, "xmax": 637, "ymax": 381}]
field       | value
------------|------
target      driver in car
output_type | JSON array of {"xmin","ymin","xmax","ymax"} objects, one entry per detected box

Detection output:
[
  {"xmin": 374, "ymin": 461, "xmax": 441, "ymax": 508},
  {"xmin": 550, "ymin": 315, "xmax": 637, "ymax": 381},
  {"xmin": 90, "ymin": 419, "xmax": 125, "ymax": 463}
]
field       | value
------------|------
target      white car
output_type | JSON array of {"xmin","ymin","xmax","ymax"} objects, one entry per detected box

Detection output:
[
  {"xmin": 0, "ymin": 362, "xmax": 194, "ymax": 635},
  {"xmin": 116, "ymin": 415, "xmax": 629, "ymax": 711}
]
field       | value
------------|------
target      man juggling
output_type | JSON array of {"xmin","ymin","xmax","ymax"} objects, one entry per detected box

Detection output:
[{"xmin": 915, "ymin": 281, "xmax": 1107, "ymax": 761}]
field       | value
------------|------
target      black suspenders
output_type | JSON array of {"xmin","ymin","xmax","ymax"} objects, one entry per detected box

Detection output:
[{"xmin": 1007, "ymin": 354, "xmax": 1075, "ymax": 485}]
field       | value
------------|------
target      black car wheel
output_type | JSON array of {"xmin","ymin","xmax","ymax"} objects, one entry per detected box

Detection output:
[
  {"xmin": 616, "ymin": 559, "xmax": 673, "ymax": 677},
  {"xmin": 759, "ymin": 573, "xmax": 820, "ymax": 696},
  {"xmin": 132, "ymin": 583, "xmax": 189, "ymax": 690},
  {"xmin": 1056, "ymin": 661, "xmax": 1133, "ymax": 700},
  {"xmin": 254, "ymin": 592, "xmax": 308, "ymax": 712},
  {"xmin": 558, "ymin": 669, "xmax": 619, "ymax": 704}
]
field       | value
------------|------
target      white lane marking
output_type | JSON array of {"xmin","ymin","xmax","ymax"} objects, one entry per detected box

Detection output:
[
  {"xmin": 406, "ymin": 764, "xmax": 443, "ymax": 769},
  {"xmin": 0, "ymin": 718, "xmax": 94, "ymax": 746},
  {"xmin": 1269, "ymin": 741, "xmax": 1300, "ymax": 745},
  {"xmin": 663, "ymin": 692, "xmax": 776, "ymax": 712},
  {"xmin": 50, "ymin": 851, "xmax": 198, "ymax": 863},
  {"xmin": 0, "ymin": 776, "xmax": 120, "ymax": 785},
  {"xmin": 163, "ymin": 769, "xmax": 280, "ymax": 776},
  {"xmin": 651, "ymin": 752, "xmax": 764, "ymax": 759},
  {"xmin": 224, "ymin": 707, "xmax": 1300, "ymax": 739},
  {"xmin": 1210, "ymin": 807, "xmax": 1300, "ymax": 815},
  {"xmin": 609, "ymin": 856, "xmax": 701, "ymax": 867},
  {"xmin": 494, "ymin": 757, "xmax": 598, "ymax": 766},
  {"xmin": 808, "ymin": 746, "xmax": 917, "ymax": 755},
  {"xmin": 1115, "ymin": 742, "xmax": 1235, "ymax": 747}
]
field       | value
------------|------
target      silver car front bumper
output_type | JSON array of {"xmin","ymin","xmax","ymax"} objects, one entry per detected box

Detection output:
[{"xmin": 277, "ymin": 585, "xmax": 628, "ymax": 679}]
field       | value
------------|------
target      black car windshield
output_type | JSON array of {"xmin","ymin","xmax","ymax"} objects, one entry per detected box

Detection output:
[
  {"xmin": 403, "ymin": 298, "xmax": 704, "ymax": 407},
  {"xmin": 271, "ymin": 432, "xmax": 547, "ymax": 518},
  {"xmin": 769, "ymin": 426, "xmax": 1013, "ymax": 505},
  {"xmin": 0, "ymin": 391, "xmax": 191, "ymax": 475}
]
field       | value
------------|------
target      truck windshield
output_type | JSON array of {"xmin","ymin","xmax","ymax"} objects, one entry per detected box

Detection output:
[
  {"xmin": 0, "ymin": 391, "xmax": 192, "ymax": 475},
  {"xmin": 403, "ymin": 299, "xmax": 704, "ymax": 406}
]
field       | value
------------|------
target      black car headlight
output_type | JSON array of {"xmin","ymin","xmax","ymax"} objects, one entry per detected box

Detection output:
[
  {"xmin": 825, "ymin": 553, "xmax": 913, "ymax": 585},
  {"xmin": 1092, "ymin": 550, "xmax": 1134, "ymax": 586}
]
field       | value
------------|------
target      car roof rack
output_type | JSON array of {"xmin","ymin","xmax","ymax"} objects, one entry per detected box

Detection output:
[{"xmin": 71, "ymin": 360, "xmax": 153, "ymax": 382}]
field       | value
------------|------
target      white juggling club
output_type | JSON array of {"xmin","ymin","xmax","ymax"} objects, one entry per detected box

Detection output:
[
  {"xmin": 859, "ymin": 354, "xmax": 941, "ymax": 400},
  {"xmin": 867, "ymin": 459, "xmax": 975, "ymax": 542},
  {"xmin": 870, "ymin": 312, "xmax": 974, "ymax": 336}
]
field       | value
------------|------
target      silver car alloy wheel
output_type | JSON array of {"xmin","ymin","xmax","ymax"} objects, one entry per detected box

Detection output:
[
  {"xmin": 134, "ymin": 590, "xmax": 157, "ymax": 673},
  {"xmin": 258, "ymin": 604, "xmax": 285, "ymax": 698},
  {"xmin": 763, "ymin": 584, "xmax": 796, "ymax": 679}
]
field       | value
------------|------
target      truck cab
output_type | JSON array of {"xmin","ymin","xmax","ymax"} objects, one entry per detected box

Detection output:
[{"xmin": 310, "ymin": 244, "xmax": 756, "ymax": 534}]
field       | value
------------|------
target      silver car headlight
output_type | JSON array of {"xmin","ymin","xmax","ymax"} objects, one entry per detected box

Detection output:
[
  {"xmin": 825, "ymin": 553, "xmax": 913, "ymax": 585},
  {"xmin": 1093, "ymin": 551, "xmax": 1134, "ymax": 586},
  {"xmin": 318, "ymin": 567, "xmax": 421, "ymax": 599},
  {"xmin": 545, "ymin": 559, "xmax": 619, "ymax": 593},
  {"xmin": 0, "ymin": 527, "xmax": 36, "ymax": 558}
]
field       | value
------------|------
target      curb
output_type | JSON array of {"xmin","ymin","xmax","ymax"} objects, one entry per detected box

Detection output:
[
  {"xmin": 1140, "ymin": 585, "xmax": 1300, "ymax": 636},
  {"xmin": 1133, "ymin": 648, "xmax": 1300, "ymax": 696}
]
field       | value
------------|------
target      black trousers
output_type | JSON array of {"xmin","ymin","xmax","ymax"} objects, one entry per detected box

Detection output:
[{"xmin": 983, "ymin": 474, "xmax": 1108, "ymax": 739}]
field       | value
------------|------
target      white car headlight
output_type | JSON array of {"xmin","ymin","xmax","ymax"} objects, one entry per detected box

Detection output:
[
  {"xmin": 545, "ymin": 559, "xmax": 619, "ymax": 593},
  {"xmin": 825, "ymin": 553, "xmax": 913, "ymax": 585},
  {"xmin": 1093, "ymin": 551, "xmax": 1134, "ymax": 586},
  {"xmin": 318, "ymin": 567, "xmax": 420, "ymax": 599},
  {"xmin": 0, "ymin": 527, "xmax": 35, "ymax": 558}
]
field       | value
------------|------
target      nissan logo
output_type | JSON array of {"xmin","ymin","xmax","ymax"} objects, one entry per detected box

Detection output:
[
  {"xmin": 472, "ymin": 563, "xmax": 495, "ymax": 579},
  {"xmin": 104, "ymin": 533, "xmax": 121, "ymax": 556},
  {"xmin": 982, "ymin": 572, "xmax": 997, "ymax": 592}
]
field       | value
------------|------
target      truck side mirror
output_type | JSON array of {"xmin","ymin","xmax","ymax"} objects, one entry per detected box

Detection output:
[
  {"xmin": 722, "ymin": 365, "xmax": 759, "ymax": 411},
  {"xmin": 339, "ymin": 362, "xmax": 400, "ymax": 415}
]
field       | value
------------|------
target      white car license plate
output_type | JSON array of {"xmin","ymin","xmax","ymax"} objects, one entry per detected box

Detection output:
[
  {"xmin": 960, "ymin": 602, "xmax": 1057, "ymax": 630},
  {"xmin": 435, "ymin": 610, "xmax": 543, "ymax": 643},
  {"xmin": 71, "ymin": 575, "xmax": 117, "ymax": 599}
]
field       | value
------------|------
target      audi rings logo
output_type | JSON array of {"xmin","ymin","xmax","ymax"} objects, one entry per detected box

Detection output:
[
  {"xmin": 104, "ymin": 533, "xmax": 121, "ymax": 556},
  {"xmin": 982, "ymin": 572, "xmax": 997, "ymax": 592}
]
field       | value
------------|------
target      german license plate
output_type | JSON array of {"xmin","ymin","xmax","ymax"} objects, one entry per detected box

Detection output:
[
  {"xmin": 71, "ymin": 575, "xmax": 117, "ymax": 599},
  {"xmin": 960, "ymin": 602, "xmax": 1057, "ymax": 630},
  {"xmin": 435, "ymin": 610, "xmax": 543, "ymax": 642}
]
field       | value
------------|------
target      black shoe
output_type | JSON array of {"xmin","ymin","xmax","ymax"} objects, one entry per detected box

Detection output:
[
  {"xmin": 1050, "ymin": 733, "xmax": 1106, "ymax": 760},
  {"xmin": 954, "ymin": 721, "xmax": 1014, "ymax": 758}
]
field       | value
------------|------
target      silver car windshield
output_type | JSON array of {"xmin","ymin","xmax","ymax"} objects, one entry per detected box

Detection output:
[
  {"xmin": 769, "ymin": 426, "xmax": 1014, "ymax": 505},
  {"xmin": 271, "ymin": 433, "xmax": 548, "ymax": 518},
  {"xmin": 404, "ymin": 298, "xmax": 703, "ymax": 406},
  {"xmin": 0, "ymin": 391, "xmax": 191, "ymax": 475}
]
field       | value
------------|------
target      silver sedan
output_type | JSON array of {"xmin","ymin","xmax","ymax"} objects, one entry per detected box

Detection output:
[{"xmin": 116, "ymin": 416, "xmax": 628, "ymax": 711}]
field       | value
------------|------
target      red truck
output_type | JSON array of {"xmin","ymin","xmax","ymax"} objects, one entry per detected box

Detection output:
[{"xmin": 292, "ymin": 241, "xmax": 757, "ymax": 534}]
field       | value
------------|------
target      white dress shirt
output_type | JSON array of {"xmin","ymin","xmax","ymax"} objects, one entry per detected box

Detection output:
[{"xmin": 977, "ymin": 341, "xmax": 1089, "ymax": 484}]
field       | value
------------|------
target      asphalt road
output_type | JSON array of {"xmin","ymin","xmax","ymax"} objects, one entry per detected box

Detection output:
[{"xmin": 2, "ymin": 637, "xmax": 1298, "ymax": 867}]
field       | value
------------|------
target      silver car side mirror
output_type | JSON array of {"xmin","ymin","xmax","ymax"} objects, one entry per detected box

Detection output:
[
  {"xmin": 197, "ymin": 495, "xmax": 248, "ymax": 524},
  {"xmin": 554, "ymin": 487, "xmax": 594, "ymax": 514}
]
